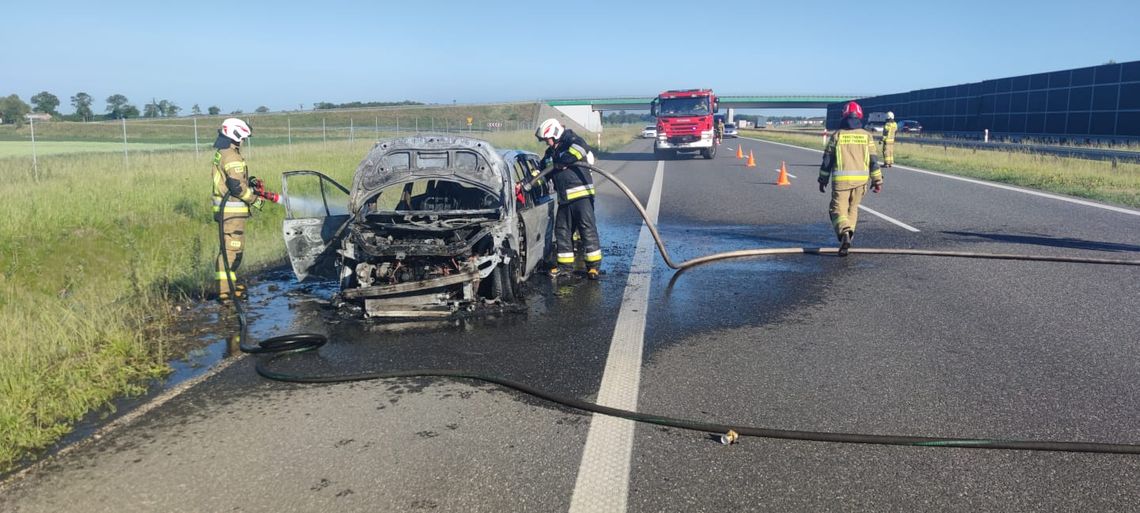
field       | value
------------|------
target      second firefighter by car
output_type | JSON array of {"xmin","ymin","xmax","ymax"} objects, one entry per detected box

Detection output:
[{"xmin": 535, "ymin": 119, "xmax": 603, "ymax": 280}]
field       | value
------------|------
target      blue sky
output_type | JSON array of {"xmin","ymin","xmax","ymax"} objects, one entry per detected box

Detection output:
[{"xmin": 3, "ymin": 0, "xmax": 1138, "ymax": 115}]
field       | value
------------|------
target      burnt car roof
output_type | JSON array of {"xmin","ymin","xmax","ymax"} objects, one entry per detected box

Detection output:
[{"xmin": 349, "ymin": 135, "xmax": 508, "ymax": 212}]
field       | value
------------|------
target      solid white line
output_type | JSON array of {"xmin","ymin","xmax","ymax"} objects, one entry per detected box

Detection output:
[
  {"xmin": 859, "ymin": 204, "xmax": 921, "ymax": 232},
  {"xmin": 776, "ymin": 169, "xmax": 798, "ymax": 179},
  {"xmin": 568, "ymin": 160, "xmax": 663, "ymax": 513},
  {"xmin": 743, "ymin": 135, "xmax": 1140, "ymax": 217}
]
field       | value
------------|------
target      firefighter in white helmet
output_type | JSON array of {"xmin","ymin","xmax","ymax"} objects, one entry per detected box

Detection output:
[
  {"xmin": 210, "ymin": 117, "xmax": 277, "ymax": 302},
  {"xmin": 881, "ymin": 111, "xmax": 898, "ymax": 167},
  {"xmin": 535, "ymin": 118, "xmax": 603, "ymax": 280}
]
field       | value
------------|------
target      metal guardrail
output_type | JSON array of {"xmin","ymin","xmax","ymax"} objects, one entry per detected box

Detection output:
[{"xmin": 751, "ymin": 128, "xmax": 1140, "ymax": 164}]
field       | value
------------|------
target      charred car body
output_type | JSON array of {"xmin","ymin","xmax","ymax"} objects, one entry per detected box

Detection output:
[{"xmin": 281, "ymin": 136, "xmax": 556, "ymax": 318}]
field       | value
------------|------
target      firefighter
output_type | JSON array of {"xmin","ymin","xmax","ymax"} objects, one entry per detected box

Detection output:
[
  {"xmin": 715, "ymin": 118, "xmax": 725, "ymax": 145},
  {"xmin": 536, "ymin": 118, "xmax": 603, "ymax": 280},
  {"xmin": 211, "ymin": 117, "xmax": 265, "ymax": 302},
  {"xmin": 881, "ymin": 111, "xmax": 898, "ymax": 167},
  {"xmin": 819, "ymin": 101, "xmax": 883, "ymax": 257}
]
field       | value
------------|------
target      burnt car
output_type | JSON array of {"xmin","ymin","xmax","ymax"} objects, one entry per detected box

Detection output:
[{"xmin": 280, "ymin": 135, "xmax": 556, "ymax": 318}]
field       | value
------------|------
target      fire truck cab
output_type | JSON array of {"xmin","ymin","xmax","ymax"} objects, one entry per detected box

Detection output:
[{"xmin": 650, "ymin": 89, "xmax": 719, "ymax": 159}]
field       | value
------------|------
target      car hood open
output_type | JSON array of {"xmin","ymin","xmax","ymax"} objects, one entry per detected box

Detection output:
[{"xmin": 349, "ymin": 135, "xmax": 508, "ymax": 215}]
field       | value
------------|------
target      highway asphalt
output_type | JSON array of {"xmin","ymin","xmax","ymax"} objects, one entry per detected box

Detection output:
[{"xmin": 3, "ymin": 136, "xmax": 1138, "ymax": 512}]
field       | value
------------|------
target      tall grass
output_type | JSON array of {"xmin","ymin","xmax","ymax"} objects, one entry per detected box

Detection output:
[
  {"xmin": 742, "ymin": 129, "xmax": 1140, "ymax": 208},
  {"xmin": 0, "ymin": 126, "xmax": 638, "ymax": 472}
]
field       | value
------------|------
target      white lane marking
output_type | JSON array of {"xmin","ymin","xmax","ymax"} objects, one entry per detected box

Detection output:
[
  {"xmin": 859, "ymin": 204, "xmax": 921, "ymax": 232},
  {"xmin": 775, "ymin": 168, "xmax": 798, "ymax": 179},
  {"xmin": 743, "ymin": 135, "xmax": 1140, "ymax": 217},
  {"xmin": 568, "ymin": 160, "xmax": 663, "ymax": 513}
]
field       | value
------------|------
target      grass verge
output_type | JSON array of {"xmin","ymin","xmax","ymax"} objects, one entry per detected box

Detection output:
[{"xmin": 741, "ymin": 129, "xmax": 1140, "ymax": 208}]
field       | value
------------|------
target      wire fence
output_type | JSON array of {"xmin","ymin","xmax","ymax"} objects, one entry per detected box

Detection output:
[{"xmin": 5, "ymin": 114, "xmax": 538, "ymax": 180}]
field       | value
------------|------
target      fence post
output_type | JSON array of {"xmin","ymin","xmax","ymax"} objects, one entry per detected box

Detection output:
[
  {"xmin": 30, "ymin": 116, "xmax": 38, "ymax": 181},
  {"xmin": 287, "ymin": 117, "xmax": 292, "ymax": 146},
  {"xmin": 122, "ymin": 117, "xmax": 129, "ymax": 168},
  {"xmin": 350, "ymin": 118, "xmax": 355, "ymax": 144},
  {"xmin": 396, "ymin": 115, "xmax": 400, "ymax": 135},
  {"xmin": 193, "ymin": 117, "xmax": 199, "ymax": 159},
  {"xmin": 322, "ymin": 118, "xmax": 327, "ymax": 145}
]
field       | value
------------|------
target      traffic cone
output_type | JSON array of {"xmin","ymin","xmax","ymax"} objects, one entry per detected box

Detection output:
[
  {"xmin": 736, "ymin": 145, "xmax": 743, "ymax": 159},
  {"xmin": 746, "ymin": 150, "xmax": 756, "ymax": 167},
  {"xmin": 776, "ymin": 161, "xmax": 791, "ymax": 186}
]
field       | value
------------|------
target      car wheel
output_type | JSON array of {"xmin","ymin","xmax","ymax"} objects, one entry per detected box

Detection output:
[{"xmin": 701, "ymin": 145, "xmax": 716, "ymax": 159}]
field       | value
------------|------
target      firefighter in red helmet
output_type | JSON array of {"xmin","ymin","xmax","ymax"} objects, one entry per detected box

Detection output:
[{"xmin": 819, "ymin": 101, "xmax": 883, "ymax": 256}]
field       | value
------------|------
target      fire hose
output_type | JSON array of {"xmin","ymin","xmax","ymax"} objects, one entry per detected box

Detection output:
[{"xmin": 217, "ymin": 164, "xmax": 1140, "ymax": 455}]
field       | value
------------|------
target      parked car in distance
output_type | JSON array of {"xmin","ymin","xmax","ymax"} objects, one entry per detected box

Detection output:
[
  {"xmin": 865, "ymin": 122, "xmax": 884, "ymax": 134},
  {"xmin": 642, "ymin": 125, "xmax": 657, "ymax": 138},
  {"xmin": 723, "ymin": 123, "xmax": 738, "ymax": 138},
  {"xmin": 899, "ymin": 120, "xmax": 923, "ymax": 133},
  {"xmin": 280, "ymin": 135, "xmax": 557, "ymax": 318}
]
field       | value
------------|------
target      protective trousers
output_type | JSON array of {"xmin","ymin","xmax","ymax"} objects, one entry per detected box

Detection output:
[
  {"xmin": 216, "ymin": 214, "xmax": 246, "ymax": 297},
  {"xmin": 881, "ymin": 140, "xmax": 894, "ymax": 166},
  {"xmin": 554, "ymin": 198, "xmax": 602, "ymax": 270},
  {"xmin": 829, "ymin": 184, "xmax": 866, "ymax": 240}
]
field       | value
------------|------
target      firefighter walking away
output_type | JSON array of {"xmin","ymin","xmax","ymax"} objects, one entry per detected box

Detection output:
[
  {"xmin": 536, "ymin": 119, "xmax": 603, "ymax": 280},
  {"xmin": 210, "ymin": 118, "xmax": 280, "ymax": 302},
  {"xmin": 819, "ymin": 101, "xmax": 883, "ymax": 257}
]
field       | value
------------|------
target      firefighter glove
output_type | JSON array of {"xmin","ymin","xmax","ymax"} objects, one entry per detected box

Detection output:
[
  {"xmin": 818, "ymin": 179, "xmax": 828, "ymax": 193},
  {"xmin": 872, "ymin": 182, "xmax": 882, "ymax": 193},
  {"xmin": 251, "ymin": 197, "xmax": 265, "ymax": 211},
  {"xmin": 249, "ymin": 176, "xmax": 264, "ymax": 195}
]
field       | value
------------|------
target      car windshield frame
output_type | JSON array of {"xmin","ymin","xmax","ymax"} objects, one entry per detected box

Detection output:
[{"xmin": 656, "ymin": 97, "xmax": 712, "ymax": 117}]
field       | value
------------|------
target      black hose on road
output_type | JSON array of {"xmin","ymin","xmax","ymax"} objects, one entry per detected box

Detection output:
[{"xmin": 218, "ymin": 166, "xmax": 1140, "ymax": 455}]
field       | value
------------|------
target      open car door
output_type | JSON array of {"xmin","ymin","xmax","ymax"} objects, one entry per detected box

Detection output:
[{"xmin": 281, "ymin": 170, "xmax": 351, "ymax": 282}]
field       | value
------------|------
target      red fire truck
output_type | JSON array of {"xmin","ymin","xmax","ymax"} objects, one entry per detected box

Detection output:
[{"xmin": 650, "ymin": 89, "xmax": 719, "ymax": 159}]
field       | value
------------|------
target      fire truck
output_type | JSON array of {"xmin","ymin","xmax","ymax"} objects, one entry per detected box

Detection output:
[{"xmin": 650, "ymin": 89, "xmax": 719, "ymax": 159}]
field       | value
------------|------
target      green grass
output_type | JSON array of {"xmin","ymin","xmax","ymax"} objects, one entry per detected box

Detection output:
[
  {"xmin": 741, "ymin": 129, "xmax": 1140, "ymax": 208},
  {"xmin": 0, "ymin": 124, "xmax": 638, "ymax": 473},
  {"xmin": 0, "ymin": 141, "xmax": 197, "ymax": 157}
]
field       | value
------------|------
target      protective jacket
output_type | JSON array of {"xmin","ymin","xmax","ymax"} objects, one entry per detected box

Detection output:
[
  {"xmin": 211, "ymin": 136, "xmax": 258, "ymax": 217},
  {"xmin": 541, "ymin": 129, "xmax": 596, "ymax": 204},
  {"xmin": 819, "ymin": 118, "xmax": 883, "ymax": 190},
  {"xmin": 883, "ymin": 120, "xmax": 897, "ymax": 143}
]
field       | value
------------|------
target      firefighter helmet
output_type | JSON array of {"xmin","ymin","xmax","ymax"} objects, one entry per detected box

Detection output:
[
  {"xmin": 842, "ymin": 101, "xmax": 863, "ymax": 120},
  {"xmin": 887, "ymin": 111, "xmax": 895, "ymax": 120},
  {"xmin": 220, "ymin": 118, "xmax": 252, "ymax": 143},
  {"xmin": 535, "ymin": 119, "xmax": 564, "ymax": 141}
]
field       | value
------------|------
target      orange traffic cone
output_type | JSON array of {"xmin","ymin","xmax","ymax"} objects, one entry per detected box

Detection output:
[
  {"xmin": 776, "ymin": 161, "xmax": 791, "ymax": 186},
  {"xmin": 746, "ymin": 150, "xmax": 756, "ymax": 167},
  {"xmin": 736, "ymin": 145, "xmax": 743, "ymax": 159}
]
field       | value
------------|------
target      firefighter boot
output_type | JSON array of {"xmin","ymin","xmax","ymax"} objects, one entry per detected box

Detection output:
[
  {"xmin": 838, "ymin": 230, "xmax": 853, "ymax": 257},
  {"xmin": 587, "ymin": 268, "xmax": 600, "ymax": 281}
]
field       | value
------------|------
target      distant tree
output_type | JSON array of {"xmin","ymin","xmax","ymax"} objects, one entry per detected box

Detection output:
[
  {"xmin": 163, "ymin": 101, "xmax": 181, "ymax": 117},
  {"xmin": 255, "ymin": 106, "xmax": 269, "ymax": 113},
  {"xmin": 71, "ymin": 92, "xmax": 94, "ymax": 121},
  {"xmin": 105, "ymin": 94, "xmax": 131, "ymax": 119},
  {"xmin": 208, "ymin": 105, "xmax": 221, "ymax": 115},
  {"xmin": 0, "ymin": 94, "xmax": 32, "ymax": 126},
  {"xmin": 121, "ymin": 104, "xmax": 140, "ymax": 119},
  {"xmin": 191, "ymin": 104, "xmax": 201, "ymax": 116},
  {"xmin": 30, "ymin": 91, "xmax": 60, "ymax": 116},
  {"xmin": 230, "ymin": 109, "xmax": 243, "ymax": 115},
  {"xmin": 144, "ymin": 99, "xmax": 161, "ymax": 118}
]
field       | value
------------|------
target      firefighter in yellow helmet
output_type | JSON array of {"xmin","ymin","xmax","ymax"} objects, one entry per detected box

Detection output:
[
  {"xmin": 819, "ymin": 101, "xmax": 883, "ymax": 256},
  {"xmin": 881, "ymin": 111, "xmax": 898, "ymax": 167},
  {"xmin": 210, "ymin": 118, "xmax": 277, "ymax": 302}
]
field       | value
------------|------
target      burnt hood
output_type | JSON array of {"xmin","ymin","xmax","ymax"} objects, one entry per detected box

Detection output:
[{"xmin": 349, "ymin": 135, "xmax": 508, "ymax": 213}]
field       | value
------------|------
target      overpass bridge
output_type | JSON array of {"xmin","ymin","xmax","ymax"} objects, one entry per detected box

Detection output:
[{"xmin": 544, "ymin": 95, "xmax": 856, "ymax": 131}]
